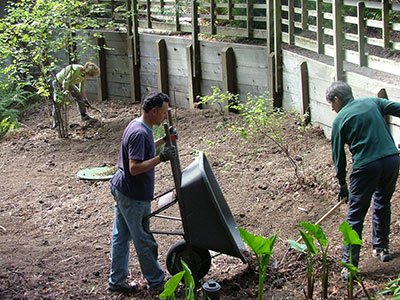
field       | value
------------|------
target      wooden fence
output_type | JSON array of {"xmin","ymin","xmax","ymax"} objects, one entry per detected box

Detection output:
[{"xmin": 95, "ymin": 0, "xmax": 400, "ymax": 80}]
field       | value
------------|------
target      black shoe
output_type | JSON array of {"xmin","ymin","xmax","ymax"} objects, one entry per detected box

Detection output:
[
  {"xmin": 372, "ymin": 248, "xmax": 392, "ymax": 262},
  {"xmin": 81, "ymin": 114, "xmax": 92, "ymax": 121},
  {"xmin": 108, "ymin": 282, "xmax": 140, "ymax": 294}
]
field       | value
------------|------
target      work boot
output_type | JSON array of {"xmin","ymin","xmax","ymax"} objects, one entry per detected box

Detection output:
[
  {"xmin": 372, "ymin": 248, "xmax": 392, "ymax": 262},
  {"xmin": 108, "ymin": 282, "xmax": 140, "ymax": 295},
  {"xmin": 81, "ymin": 113, "xmax": 92, "ymax": 121}
]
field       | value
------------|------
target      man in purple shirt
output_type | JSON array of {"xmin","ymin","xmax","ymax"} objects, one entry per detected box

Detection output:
[{"xmin": 108, "ymin": 92, "xmax": 177, "ymax": 295}]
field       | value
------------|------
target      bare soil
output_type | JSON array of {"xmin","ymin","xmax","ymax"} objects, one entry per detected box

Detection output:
[{"xmin": 1, "ymin": 101, "xmax": 400, "ymax": 300}]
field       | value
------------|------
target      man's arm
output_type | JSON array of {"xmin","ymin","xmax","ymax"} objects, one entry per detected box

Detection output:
[
  {"xmin": 331, "ymin": 122, "xmax": 347, "ymax": 185},
  {"xmin": 129, "ymin": 156, "xmax": 162, "ymax": 176}
]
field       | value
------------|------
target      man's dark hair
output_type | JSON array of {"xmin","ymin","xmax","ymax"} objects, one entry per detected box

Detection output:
[
  {"xmin": 142, "ymin": 92, "xmax": 169, "ymax": 113},
  {"xmin": 326, "ymin": 81, "xmax": 354, "ymax": 104}
]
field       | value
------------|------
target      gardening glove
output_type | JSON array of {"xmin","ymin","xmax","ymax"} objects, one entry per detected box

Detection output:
[
  {"xmin": 159, "ymin": 145, "xmax": 177, "ymax": 162},
  {"xmin": 338, "ymin": 183, "xmax": 349, "ymax": 203},
  {"xmin": 163, "ymin": 126, "xmax": 178, "ymax": 142},
  {"xmin": 83, "ymin": 98, "xmax": 91, "ymax": 107}
]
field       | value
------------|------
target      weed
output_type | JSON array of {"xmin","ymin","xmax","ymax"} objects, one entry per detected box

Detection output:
[{"xmin": 378, "ymin": 273, "xmax": 400, "ymax": 299}]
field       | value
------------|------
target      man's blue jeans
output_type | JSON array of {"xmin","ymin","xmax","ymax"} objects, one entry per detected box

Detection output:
[
  {"xmin": 109, "ymin": 184, "xmax": 165, "ymax": 287},
  {"xmin": 342, "ymin": 154, "xmax": 399, "ymax": 266}
]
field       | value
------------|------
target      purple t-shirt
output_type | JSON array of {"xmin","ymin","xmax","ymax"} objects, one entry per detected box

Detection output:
[{"xmin": 110, "ymin": 119, "xmax": 155, "ymax": 200}]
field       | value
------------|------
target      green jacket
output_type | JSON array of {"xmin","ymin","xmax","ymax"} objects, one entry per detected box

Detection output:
[
  {"xmin": 56, "ymin": 64, "xmax": 86, "ymax": 93},
  {"xmin": 331, "ymin": 97, "xmax": 400, "ymax": 185}
]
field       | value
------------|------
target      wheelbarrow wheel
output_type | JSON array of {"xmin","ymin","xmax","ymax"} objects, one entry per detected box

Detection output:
[{"xmin": 166, "ymin": 240, "xmax": 211, "ymax": 279}]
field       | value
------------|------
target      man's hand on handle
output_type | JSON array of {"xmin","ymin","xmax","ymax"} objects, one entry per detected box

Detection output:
[
  {"xmin": 338, "ymin": 184, "xmax": 349, "ymax": 203},
  {"xmin": 159, "ymin": 145, "xmax": 177, "ymax": 162}
]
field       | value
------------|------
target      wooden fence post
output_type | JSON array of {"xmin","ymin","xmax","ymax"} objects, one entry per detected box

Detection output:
[
  {"xmin": 273, "ymin": 0, "xmax": 283, "ymax": 107},
  {"xmin": 300, "ymin": 61, "xmax": 311, "ymax": 125},
  {"xmin": 382, "ymin": 0, "xmax": 390, "ymax": 49},
  {"xmin": 377, "ymin": 88, "xmax": 390, "ymax": 124},
  {"xmin": 358, "ymin": 2, "xmax": 367, "ymax": 67},
  {"xmin": 186, "ymin": 44, "xmax": 199, "ymax": 108},
  {"xmin": 288, "ymin": 0, "xmax": 294, "ymax": 45},
  {"xmin": 247, "ymin": 0, "xmax": 253, "ymax": 38},
  {"xmin": 192, "ymin": 0, "xmax": 200, "ymax": 80},
  {"xmin": 96, "ymin": 36, "xmax": 108, "ymax": 101},
  {"xmin": 210, "ymin": 0, "xmax": 216, "ymax": 35},
  {"xmin": 175, "ymin": 0, "xmax": 181, "ymax": 32},
  {"xmin": 316, "ymin": 0, "xmax": 323, "ymax": 54},
  {"xmin": 301, "ymin": 0, "xmax": 307, "ymax": 30},
  {"xmin": 221, "ymin": 47, "xmax": 237, "ymax": 111},
  {"xmin": 266, "ymin": 0, "xmax": 274, "ymax": 55},
  {"xmin": 156, "ymin": 39, "xmax": 169, "ymax": 95},
  {"xmin": 126, "ymin": 0, "xmax": 141, "ymax": 102},
  {"xmin": 333, "ymin": 0, "xmax": 344, "ymax": 81}
]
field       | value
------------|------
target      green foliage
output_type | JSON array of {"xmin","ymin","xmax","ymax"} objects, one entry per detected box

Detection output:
[
  {"xmin": 198, "ymin": 86, "xmax": 239, "ymax": 120},
  {"xmin": 339, "ymin": 222, "xmax": 371, "ymax": 300},
  {"xmin": 299, "ymin": 222, "xmax": 329, "ymax": 299},
  {"xmin": 239, "ymin": 227, "xmax": 277, "ymax": 300},
  {"xmin": 378, "ymin": 273, "xmax": 400, "ymax": 299},
  {"xmin": 231, "ymin": 91, "xmax": 305, "ymax": 186},
  {"xmin": 0, "ymin": 0, "xmax": 102, "ymax": 93},
  {"xmin": 159, "ymin": 260, "xmax": 201, "ymax": 300},
  {"xmin": 289, "ymin": 229, "xmax": 317, "ymax": 299},
  {"xmin": 0, "ymin": 82, "xmax": 33, "ymax": 137}
]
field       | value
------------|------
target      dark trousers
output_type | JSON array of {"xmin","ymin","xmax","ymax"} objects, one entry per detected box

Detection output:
[{"xmin": 342, "ymin": 154, "xmax": 399, "ymax": 266}]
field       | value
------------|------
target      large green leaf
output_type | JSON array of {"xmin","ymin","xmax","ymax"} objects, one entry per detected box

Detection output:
[
  {"xmin": 159, "ymin": 271, "xmax": 185, "ymax": 300},
  {"xmin": 288, "ymin": 239, "xmax": 307, "ymax": 252},
  {"xmin": 299, "ymin": 229, "xmax": 318, "ymax": 255},
  {"xmin": 340, "ymin": 262, "xmax": 360, "ymax": 274},
  {"xmin": 300, "ymin": 222, "xmax": 328, "ymax": 247},
  {"xmin": 339, "ymin": 222, "xmax": 362, "ymax": 246},
  {"xmin": 239, "ymin": 227, "xmax": 277, "ymax": 256}
]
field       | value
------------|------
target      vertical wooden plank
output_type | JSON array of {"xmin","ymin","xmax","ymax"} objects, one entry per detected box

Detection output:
[
  {"xmin": 300, "ymin": 62, "xmax": 311, "ymax": 125},
  {"xmin": 111, "ymin": 0, "xmax": 115, "ymax": 24},
  {"xmin": 377, "ymin": 88, "xmax": 390, "ymax": 124},
  {"xmin": 382, "ymin": 0, "xmax": 390, "ymax": 49},
  {"xmin": 316, "ymin": 0, "xmax": 323, "ymax": 54},
  {"xmin": 247, "ymin": 0, "xmax": 253, "ymax": 38},
  {"xmin": 301, "ymin": 0, "xmax": 307, "ymax": 30},
  {"xmin": 192, "ymin": 0, "xmax": 200, "ymax": 79},
  {"xmin": 221, "ymin": 47, "xmax": 236, "ymax": 94},
  {"xmin": 222, "ymin": 47, "xmax": 237, "ymax": 112},
  {"xmin": 186, "ymin": 44, "xmax": 198, "ymax": 109},
  {"xmin": 358, "ymin": 2, "xmax": 367, "ymax": 67},
  {"xmin": 210, "ymin": 0, "xmax": 216, "ymax": 35},
  {"xmin": 333, "ymin": 0, "xmax": 344, "ymax": 81},
  {"xmin": 228, "ymin": 0, "xmax": 233, "ymax": 20},
  {"xmin": 175, "ymin": 0, "xmax": 181, "ymax": 32},
  {"xmin": 268, "ymin": 52, "xmax": 277, "ymax": 103},
  {"xmin": 274, "ymin": 0, "xmax": 283, "ymax": 107},
  {"xmin": 147, "ymin": 0, "xmax": 152, "ymax": 28},
  {"xmin": 160, "ymin": 0, "xmax": 164, "ymax": 12},
  {"xmin": 288, "ymin": 0, "xmax": 294, "ymax": 45},
  {"xmin": 96, "ymin": 37, "xmax": 108, "ymax": 101},
  {"xmin": 156, "ymin": 39, "xmax": 169, "ymax": 95},
  {"xmin": 267, "ymin": 0, "xmax": 274, "ymax": 55},
  {"xmin": 126, "ymin": 0, "xmax": 141, "ymax": 102}
]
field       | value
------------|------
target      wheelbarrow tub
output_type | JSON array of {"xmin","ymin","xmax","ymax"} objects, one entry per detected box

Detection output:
[{"xmin": 180, "ymin": 152, "xmax": 247, "ymax": 263}]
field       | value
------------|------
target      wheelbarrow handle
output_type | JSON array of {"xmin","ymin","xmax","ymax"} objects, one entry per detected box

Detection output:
[{"xmin": 295, "ymin": 197, "xmax": 347, "ymax": 243}]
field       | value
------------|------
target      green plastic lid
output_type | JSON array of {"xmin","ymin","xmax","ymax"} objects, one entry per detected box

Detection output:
[{"xmin": 76, "ymin": 166, "xmax": 118, "ymax": 181}]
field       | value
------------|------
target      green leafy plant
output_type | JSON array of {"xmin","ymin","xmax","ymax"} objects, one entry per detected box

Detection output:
[
  {"xmin": 231, "ymin": 92, "xmax": 305, "ymax": 187},
  {"xmin": 378, "ymin": 273, "xmax": 400, "ymax": 299},
  {"xmin": 239, "ymin": 227, "xmax": 277, "ymax": 300},
  {"xmin": 159, "ymin": 260, "xmax": 204, "ymax": 300},
  {"xmin": 198, "ymin": 86, "xmax": 239, "ymax": 121},
  {"xmin": 299, "ymin": 222, "xmax": 329, "ymax": 299},
  {"xmin": 289, "ymin": 229, "xmax": 318, "ymax": 299},
  {"xmin": 339, "ymin": 222, "xmax": 371, "ymax": 300},
  {"xmin": 0, "ymin": 0, "xmax": 104, "ymax": 137}
]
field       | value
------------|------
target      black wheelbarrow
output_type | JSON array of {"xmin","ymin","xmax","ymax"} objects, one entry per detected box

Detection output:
[{"xmin": 143, "ymin": 111, "xmax": 247, "ymax": 281}]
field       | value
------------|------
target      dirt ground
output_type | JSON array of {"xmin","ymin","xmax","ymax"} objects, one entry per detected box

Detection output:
[{"xmin": 1, "ymin": 100, "xmax": 400, "ymax": 300}]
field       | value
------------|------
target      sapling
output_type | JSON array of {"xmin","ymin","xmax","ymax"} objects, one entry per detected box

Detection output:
[
  {"xmin": 238, "ymin": 227, "xmax": 277, "ymax": 300},
  {"xmin": 289, "ymin": 229, "xmax": 318, "ymax": 299},
  {"xmin": 339, "ymin": 222, "xmax": 371, "ymax": 300},
  {"xmin": 299, "ymin": 222, "xmax": 329, "ymax": 299}
]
